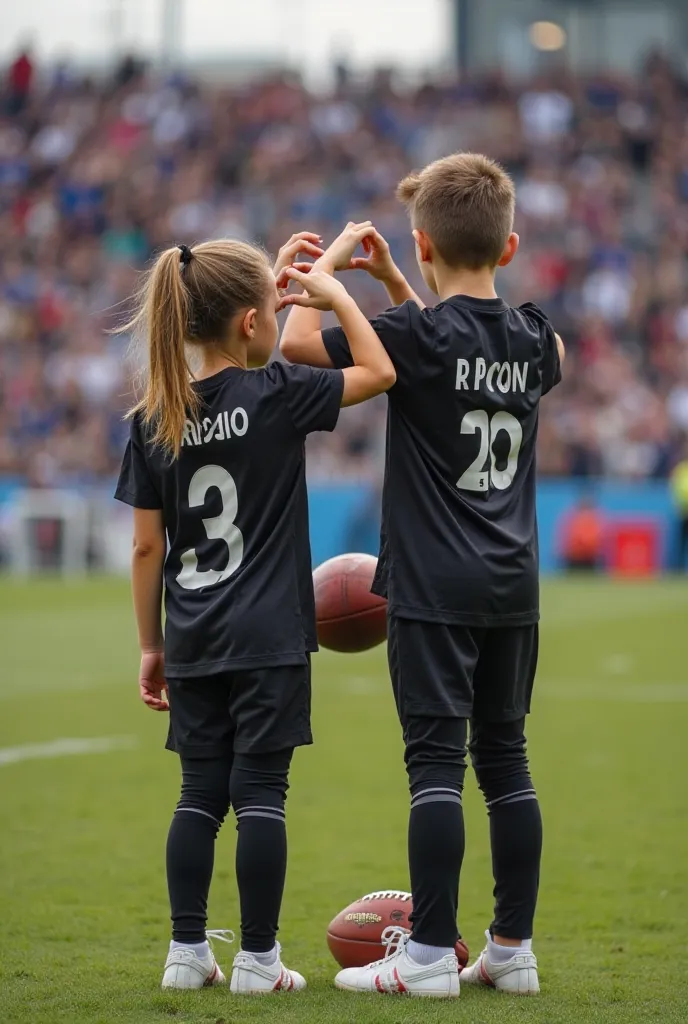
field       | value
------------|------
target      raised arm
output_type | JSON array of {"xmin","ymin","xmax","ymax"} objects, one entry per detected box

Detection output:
[
  {"xmin": 280, "ymin": 221, "xmax": 378, "ymax": 368},
  {"xmin": 279, "ymin": 266, "xmax": 395, "ymax": 405},
  {"xmin": 279, "ymin": 294, "xmax": 332, "ymax": 367}
]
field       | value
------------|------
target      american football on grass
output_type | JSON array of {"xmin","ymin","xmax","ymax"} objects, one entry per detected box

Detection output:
[{"xmin": 327, "ymin": 890, "xmax": 469, "ymax": 970}]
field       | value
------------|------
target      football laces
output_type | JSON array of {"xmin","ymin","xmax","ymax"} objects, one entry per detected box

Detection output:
[{"xmin": 361, "ymin": 890, "xmax": 412, "ymax": 901}]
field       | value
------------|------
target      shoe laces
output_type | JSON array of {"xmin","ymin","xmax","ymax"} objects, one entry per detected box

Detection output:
[
  {"xmin": 382, "ymin": 926, "xmax": 410, "ymax": 958},
  {"xmin": 207, "ymin": 928, "xmax": 235, "ymax": 951},
  {"xmin": 362, "ymin": 926, "xmax": 410, "ymax": 969}
]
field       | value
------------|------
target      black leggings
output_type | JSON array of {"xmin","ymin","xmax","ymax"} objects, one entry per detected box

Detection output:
[{"xmin": 167, "ymin": 749, "xmax": 293, "ymax": 950}]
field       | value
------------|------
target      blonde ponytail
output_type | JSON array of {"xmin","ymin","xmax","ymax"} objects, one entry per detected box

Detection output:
[
  {"xmin": 125, "ymin": 239, "xmax": 272, "ymax": 458},
  {"xmin": 127, "ymin": 246, "xmax": 198, "ymax": 457}
]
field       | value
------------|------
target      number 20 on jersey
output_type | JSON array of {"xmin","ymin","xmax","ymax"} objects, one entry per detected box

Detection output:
[{"xmin": 457, "ymin": 411, "xmax": 522, "ymax": 492}]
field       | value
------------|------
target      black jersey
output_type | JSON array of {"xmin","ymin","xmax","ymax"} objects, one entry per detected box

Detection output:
[
  {"xmin": 322, "ymin": 296, "xmax": 561, "ymax": 627},
  {"xmin": 115, "ymin": 361, "xmax": 343, "ymax": 677}
]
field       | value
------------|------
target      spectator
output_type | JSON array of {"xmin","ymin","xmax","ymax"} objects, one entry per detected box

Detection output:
[
  {"xmin": 6, "ymin": 43, "xmax": 33, "ymax": 116},
  {"xmin": 558, "ymin": 495, "xmax": 606, "ymax": 571},
  {"xmin": 670, "ymin": 447, "xmax": 688, "ymax": 570}
]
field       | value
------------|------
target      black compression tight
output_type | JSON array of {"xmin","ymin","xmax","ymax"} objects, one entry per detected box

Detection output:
[
  {"xmin": 166, "ymin": 749, "xmax": 293, "ymax": 951},
  {"xmin": 404, "ymin": 716, "xmax": 541, "ymax": 944},
  {"xmin": 469, "ymin": 719, "xmax": 542, "ymax": 939}
]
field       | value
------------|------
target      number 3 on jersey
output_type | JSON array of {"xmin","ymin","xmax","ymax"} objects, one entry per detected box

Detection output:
[
  {"xmin": 457, "ymin": 411, "xmax": 522, "ymax": 492},
  {"xmin": 177, "ymin": 465, "xmax": 244, "ymax": 590}
]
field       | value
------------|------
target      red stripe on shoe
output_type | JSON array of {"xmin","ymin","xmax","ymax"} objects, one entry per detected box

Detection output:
[
  {"xmin": 480, "ymin": 959, "xmax": 496, "ymax": 987},
  {"xmin": 394, "ymin": 968, "xmax": 407, "ymax": 994},
  {"xmin": 273, "ymin": 973, "xmax": 283, "ymax": 991},
  {"xmin": 375, "ymin": 974, "xmax": 385, "ymax": 993},
  {"xmin": 203, "ymin": 963, "xmax": 219, "ymax": 987}
]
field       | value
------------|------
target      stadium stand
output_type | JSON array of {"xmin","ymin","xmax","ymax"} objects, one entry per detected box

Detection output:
[{"xmin": 1, "ymin": 50, "xmax": 687, "ymax": 484}]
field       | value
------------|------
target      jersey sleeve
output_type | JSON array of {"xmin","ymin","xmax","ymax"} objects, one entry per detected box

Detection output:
[
  {"xmin": 114, "ymin": 416, "xmax": 163, "ymax": 509},
  {"xmin": 321, "ymin": 301, "xmax": 418, "ymax": 386},
  {"xmin": 519, "ymin": 302, "xmax": 562, "ymax": 395},
  {"xmin": 272, "ymin": 361, "xmax": 344, "ymax": 435}
]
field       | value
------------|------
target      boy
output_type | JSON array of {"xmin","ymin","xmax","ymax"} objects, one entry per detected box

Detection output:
[{"xmin": 280, "ymin": 153, "xmax": 564, "ymax": 998}]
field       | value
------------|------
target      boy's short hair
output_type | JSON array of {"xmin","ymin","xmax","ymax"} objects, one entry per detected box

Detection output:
[{"xmin": 396, "ymin": 153, "xmax": 515, "ymax": 270}]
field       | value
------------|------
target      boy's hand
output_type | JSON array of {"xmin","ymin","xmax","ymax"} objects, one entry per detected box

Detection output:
[
  {"xmin": 273, "ymin": 231, "xmax": 324, "ymax": 280},
  {"xmin": 139, "ymin": 651, "xmax": 169, "ymax": 711},
  {"xmin": 347, "ymin": 228, "xmax": 400, "ymax": 282},
  {"xmin": 277, "ymin": 267, "xmax": 353, "ymax": 311},
  {"xmin": 318, "ymin": 221, "xmax": 376, "ymax": 273},
  {"xmin": 348, "ymin": 227, "xmax": 426, "ymax": 310}
]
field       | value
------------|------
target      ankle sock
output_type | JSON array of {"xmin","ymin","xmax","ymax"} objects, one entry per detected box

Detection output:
[
  {"xmin": 407, "ymin": 939, "xmax": 455, "ymax": 965},
  {"xmin": 487, "ymin": 935, "xmax": 532, "ymax": 963},
  {"xmin": 249, "ymin": 945, "xmax": 278, "ymax": 966},
  {"xmin": 170, "ymin": 939, "xmax": 210, "ymax": 959}
]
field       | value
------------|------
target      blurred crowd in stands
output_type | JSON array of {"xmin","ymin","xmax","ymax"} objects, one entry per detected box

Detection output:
[{"xmin": 2, "ymin": 47, "xmax": 688, "ymax": 485}]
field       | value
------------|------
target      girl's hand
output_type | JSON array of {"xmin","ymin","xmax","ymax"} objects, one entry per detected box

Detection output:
[
  {"xmin": 139, "ymin": 651, "xmax": 169, "ymax": 711},
  {"xmin": 277, "ymin": 267, "xmax": 352, "ymax": 311},
  {"xmin": 347, "ymin": 228, "xmax": 399, "ymax": 282},
  {"xmin": 273, "ymin": 231, "xmax": 324, "ymax": 280}
]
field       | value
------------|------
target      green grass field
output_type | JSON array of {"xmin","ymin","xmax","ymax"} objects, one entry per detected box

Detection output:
[{"xmin": 1, "ymin": 577, "xmax": 687, "ymax": 1024}]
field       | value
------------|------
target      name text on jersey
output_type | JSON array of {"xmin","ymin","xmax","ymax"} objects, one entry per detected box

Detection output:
[
  {"xmin": 455, "ymin": 359, "xmax": 528, "ymax": 393},
  {"xmin": 182, "ymin": 408, "xmax": 249, "ymax": 447}
]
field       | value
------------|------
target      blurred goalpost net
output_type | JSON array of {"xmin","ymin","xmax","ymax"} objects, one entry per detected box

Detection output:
[
  {"xmin": 6, "ymin": 490, "xmax": 133, "ymax": 576},
  {"xmin": 8, "ymin": 490, "xmax": 90, "ymax": 576}
]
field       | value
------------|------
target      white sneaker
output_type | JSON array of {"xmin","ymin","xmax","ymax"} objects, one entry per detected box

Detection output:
[
  {"xmin": 334, "ymin": 928, "xmax": 459, "ymax": 998},
  {"xmin": 160, "ymin": 928, "xmax": 234, "ymax": 990},
  {"xmin": 230, "ymin": 942, "xmax": 307, "ymax": 994},
  {"xmin": 461, "ymin": 933, "xmax": 539, "ymax": 995}
]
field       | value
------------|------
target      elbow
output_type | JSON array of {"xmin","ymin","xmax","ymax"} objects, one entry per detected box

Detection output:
[
  {"xmin": 555, "ymin": 333, "xmax": 566, "ymax": 365},
  {"xmin": 132, "ymin": 537, "xmax": 165, "ymax": 560},
  {"xmin": 280, "ymin": 334, "xmax": 300, "ymax": 363},
  {"xmin": 382, "ymin": 367, "xmax": 397, "ymax": 391}
]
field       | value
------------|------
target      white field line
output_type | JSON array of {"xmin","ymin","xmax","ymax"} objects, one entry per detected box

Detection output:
[{"xmin": 0, "ymin": 735, "xmax": 137, "ymax": 767}]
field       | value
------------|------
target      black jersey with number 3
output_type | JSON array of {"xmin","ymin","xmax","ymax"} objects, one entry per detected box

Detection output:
[
  {"xmin": 115, "ymin": 362, "xmax": 343, "ymax": 677},
  {"xmin": 322, "ymin": 296, "xmax": 561, "ymax": 627}
]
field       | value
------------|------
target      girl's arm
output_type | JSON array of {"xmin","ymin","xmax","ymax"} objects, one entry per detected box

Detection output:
[
  {"xmin": 131, "ymin": 507, "xmax": 168, "ymax": 710},
  {"xmin": 280, "ymin": 267, "xmax": 396, "ymax": 405},
  {"xmin": 280, "ymin": 221, "xmax": 377, "ymax": 370}
]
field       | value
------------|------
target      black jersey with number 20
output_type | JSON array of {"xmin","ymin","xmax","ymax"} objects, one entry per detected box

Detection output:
[
  {"xmin": 322, "ymin": 297, "xmax": 561, "ymax": 627},
  {"xmin": 115, "ymin": 362, "xmax": 343, "ymax": 678}
]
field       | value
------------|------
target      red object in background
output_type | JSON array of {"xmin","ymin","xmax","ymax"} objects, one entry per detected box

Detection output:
[
  {"xmin": 9, "ymin": 53, "xmax": 33, "ymax": 95},
  {"xmin": 532, "ymin": 250, "xmax": 569, "ymax": 292},
  {"xmin": 560, "ymin": 506, "xmax": 605, "ymax": 565},
  {"xmin": 108, "ymin": 117, "xmax": 144, "ymax": 152},
  {"xmin": 12, "ymin": 195, "xmax": 30, "ymax": 233},
  {"xmin": 606, "ymin": 519, "xmax": 661, "ymax": 576}
]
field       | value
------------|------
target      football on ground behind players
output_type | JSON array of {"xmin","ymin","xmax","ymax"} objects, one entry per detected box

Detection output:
[{"xmin": 327, "ymin": 890, "xmax": 469, "ymax": 970}]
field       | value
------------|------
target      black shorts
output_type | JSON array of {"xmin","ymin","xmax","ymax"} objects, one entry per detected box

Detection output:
[
  {"xmin": 387, "ymin": 616, "xmax": 538, "ymax": 725},
  {"xmin": 165, "ymin": 660, "xmax": 312, "ymax": 759}
]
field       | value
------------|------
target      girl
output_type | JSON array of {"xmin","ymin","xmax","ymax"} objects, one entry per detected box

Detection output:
[{"xmin": 114, "ymin": 225, "xmax": 395, "ymax": 993}]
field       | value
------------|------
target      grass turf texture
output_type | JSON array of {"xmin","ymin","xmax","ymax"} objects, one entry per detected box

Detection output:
[{"xmin": 0, "ymin": 577, "xmax": 687, "ymax": 1024}]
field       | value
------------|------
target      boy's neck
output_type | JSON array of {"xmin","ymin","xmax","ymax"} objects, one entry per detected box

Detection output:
[{"xmin": 434, "ymin": 265, "xmax": 499, "ymax": 302}]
